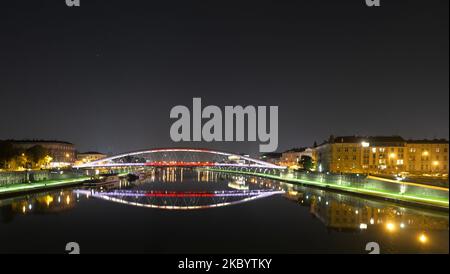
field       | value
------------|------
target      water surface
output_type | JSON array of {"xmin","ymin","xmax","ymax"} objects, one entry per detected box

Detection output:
[{"xmin": 0, "ymin": 168, "xmax": 448, "ymax": 253}]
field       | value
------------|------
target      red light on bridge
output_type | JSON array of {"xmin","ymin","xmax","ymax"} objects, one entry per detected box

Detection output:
[
  {"xmin": 144, "ymin": 161, "xmax": 215, "ymax": 167},
  {"xmin": 144, "ymin": 192, "xmax": 216, "ymax": 198}
]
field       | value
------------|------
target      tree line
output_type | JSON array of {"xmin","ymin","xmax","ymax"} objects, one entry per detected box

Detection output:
[{"xmin": 0, "ymin": 141, "xmax": 50, "ymax": 170}]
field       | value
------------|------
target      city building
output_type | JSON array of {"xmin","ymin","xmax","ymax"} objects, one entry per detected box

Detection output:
[
  {"xmin": 406, "ymin": 139, "xmax": 449, "ymax": 176},
  {"xmin": 279, "ymin": 147, "xmax": 314, "ymax": 168},
  {"xmin": 313, "ymin": 135, "xmax": 449, "ymax": 177},
  {"xmin": 260, "ymin": 152, "xmax": 282, "ymax": 165},
  {"xmin": 10, "ymin": 140, "xmax": 76, "ymax": 167},
  {"xmin": 76, "ymin": 151, "xmax": 107, "ymax": 165}
]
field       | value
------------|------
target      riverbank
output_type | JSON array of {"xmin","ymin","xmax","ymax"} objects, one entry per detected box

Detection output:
[
  {"xmin": 0, "ymin": 177, "xmax": 90, "ymax": 197},
  {"xmin": 208, "ymin": 168, "xmax": 449, "ymax": 210}
]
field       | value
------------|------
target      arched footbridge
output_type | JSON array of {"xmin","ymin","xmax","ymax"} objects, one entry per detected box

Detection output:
[{"xmin": 74, "ymin": 148, "xmax": 285, "ymax": 171}]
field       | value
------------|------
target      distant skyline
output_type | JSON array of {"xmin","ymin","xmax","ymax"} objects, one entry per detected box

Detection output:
[{"xmin": 1, "ymin": 0, "xmax": 448, "ymax": 156}]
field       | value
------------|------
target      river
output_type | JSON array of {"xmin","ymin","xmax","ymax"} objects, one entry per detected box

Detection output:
[{"xmin": 0, "ymin": 168, "xmax": 448, "ymax": 253}]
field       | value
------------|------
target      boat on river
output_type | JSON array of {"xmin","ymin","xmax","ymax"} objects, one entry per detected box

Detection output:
[{"xmin": 84, "ymin": 174, "xmax": 121, "ymax": 188}]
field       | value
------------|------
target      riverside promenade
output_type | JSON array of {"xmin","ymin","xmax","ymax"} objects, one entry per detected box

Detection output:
[{"xmin": 0, "ymin": 176, "xmax": 90, "ymax": 197}]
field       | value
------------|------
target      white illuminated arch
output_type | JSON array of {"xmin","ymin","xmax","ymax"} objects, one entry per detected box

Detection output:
[{"xmin": 74, "ymin": 148, "xmax": 285, "ymax": 169}]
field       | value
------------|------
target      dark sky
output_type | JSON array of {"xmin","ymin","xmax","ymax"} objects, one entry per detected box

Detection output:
[{"xmin": 0, "ymin": 0, "xmax": 448, "ymax": 156}]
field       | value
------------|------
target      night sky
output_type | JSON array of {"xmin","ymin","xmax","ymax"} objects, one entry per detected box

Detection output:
[{"xmin": 0, "ymin": 0, "xmax": 448, "ymax": 156}]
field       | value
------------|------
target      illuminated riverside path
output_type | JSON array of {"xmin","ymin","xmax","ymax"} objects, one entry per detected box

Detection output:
[
  {"xmin": 74, "ymin": 148, "xmax": 448, "ymax": 209},
  {"xmin": 0, "ymin": 177, "xmax": 90, "ymax": 196},
  {"xmin": 0, "ymin": 168, "xmax": 448, "ymax": 253}
]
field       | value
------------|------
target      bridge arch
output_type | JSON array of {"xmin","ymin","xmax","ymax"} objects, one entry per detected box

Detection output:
[{"xmin": 74, "ymin": 148, "xmax": 284, "ymax": 169}]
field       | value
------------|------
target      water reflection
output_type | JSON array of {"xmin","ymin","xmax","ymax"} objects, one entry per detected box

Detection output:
[
  {"xmin": 0, "ymin": 168, "xmax": 448, "ymax": 253},
  {"xmin": 0, "ymin": 190, "xmax": 78, "ymax": 223},
  {"xmin": 280, "ymin": 185, "xmax": 448, "ymax": 234},
  {"xmin": 240, "ymin": 174, "xmax": 448, "ymax": 250},
  {"xmin": 75, "ymin": 189, "xmax": 284, "ymax": 210},
  {"xmin": 74, "ymin": 168, "xmax": 282, "ymax": 210}
]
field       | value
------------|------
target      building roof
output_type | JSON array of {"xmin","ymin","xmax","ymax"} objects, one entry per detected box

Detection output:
[
  {"xmin": 316, "ymin": 135, "xmax": 407, "ymax": 147},
  {"xmin": 5, "ymin": 139, "xmax": 74, "ymax": 145},
  {"xmin": 283, "ymin": 147, "xmax": 308, "ymax": 153},
  {"xmin": 78, "ymin": 151, "xmax": 106, "ymax": 155},
  {"xmin": 317, "ymin": 135, "xmax": 449, "ymax": 147},
  {"xmin": 407, "ymin": 139, "xmax": 449, "ymax": 144},
  {"xmin": 260, "ymin": 152, "xmax": 282, "ymax": 159},
  {"xmin": 331, "ymin": 136, "xmax": 405, "ymax": 144}
]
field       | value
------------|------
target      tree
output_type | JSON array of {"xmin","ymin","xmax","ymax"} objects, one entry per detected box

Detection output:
[
  {"xmin": 299, "ymin": 155, "xmax": 314, "ymax": 171},
  {"xmin": 26, "ymin": 145, "xmax": 49, "ymax": 168},
  {"xmin": 0, "ymin": 141, "xmax": 19, "ymax": 169}
]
